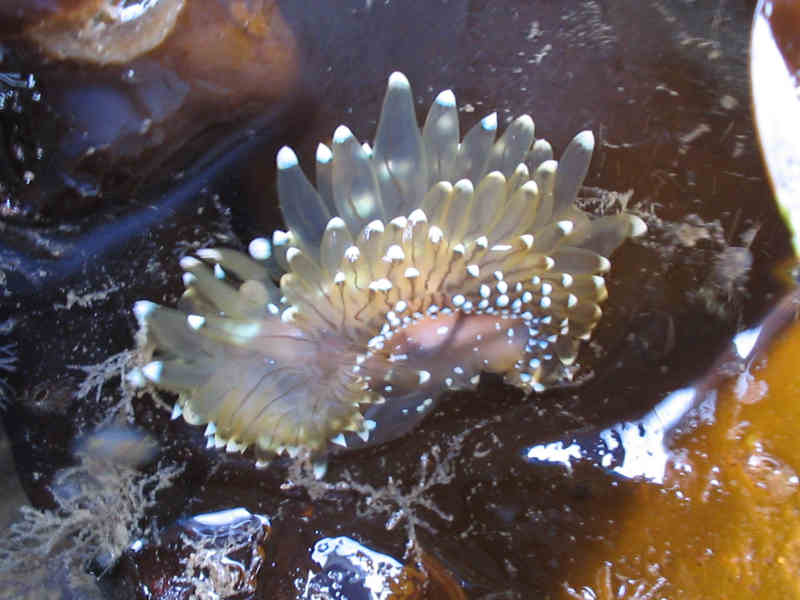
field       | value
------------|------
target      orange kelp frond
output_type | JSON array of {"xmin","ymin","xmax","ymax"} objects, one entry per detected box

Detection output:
[{"xmin": 129, "ymin": 72, "xmax": 645, "ymax": 468}]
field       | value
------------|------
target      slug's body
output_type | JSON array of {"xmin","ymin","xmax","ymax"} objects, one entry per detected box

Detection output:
[{"xmin": 130, "ymin": 72, "xmax": 645, "ymax": 470}]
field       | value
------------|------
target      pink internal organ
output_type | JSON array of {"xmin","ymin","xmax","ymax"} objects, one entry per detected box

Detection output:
[{"xmin": 375, "ymin": 311, "xmax": 528, "ymax": 383}]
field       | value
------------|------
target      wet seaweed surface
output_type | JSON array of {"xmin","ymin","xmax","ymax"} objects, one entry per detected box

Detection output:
[{"xmin": 2, "ymin": 0, "xmax": 797, "ymax": 598}]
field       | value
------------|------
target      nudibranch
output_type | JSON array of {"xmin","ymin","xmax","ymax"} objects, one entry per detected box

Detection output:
[{"xmin": 129, "ymin": 72, "xmax": 645, "ymax": 470}]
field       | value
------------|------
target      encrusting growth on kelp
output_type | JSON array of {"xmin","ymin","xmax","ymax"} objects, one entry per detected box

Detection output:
[{"xmin": 128, "ymin": 72, "xmax": 645, "ymax": 472}]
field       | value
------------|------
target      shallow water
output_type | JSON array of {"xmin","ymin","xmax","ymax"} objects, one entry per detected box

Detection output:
[{"xmin": 1, "ymin": 1, "xmax": 798, "ymax": 598}]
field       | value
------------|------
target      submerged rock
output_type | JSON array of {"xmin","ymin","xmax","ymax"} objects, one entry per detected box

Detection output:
[{"xmin": 112, "ymin": 507, "xmax": 270, "ymax": 599}]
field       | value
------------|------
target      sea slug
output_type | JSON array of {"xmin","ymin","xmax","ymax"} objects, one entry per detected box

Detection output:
[{"xmin": 129, "ymin": 72, "xmax": 645, "ymax": 470}]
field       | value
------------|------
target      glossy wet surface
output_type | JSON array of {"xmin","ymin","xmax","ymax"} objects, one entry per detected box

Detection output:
[{"xmin": 2, "ymin": 0, "xmax": 799, "ymax": 598}]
